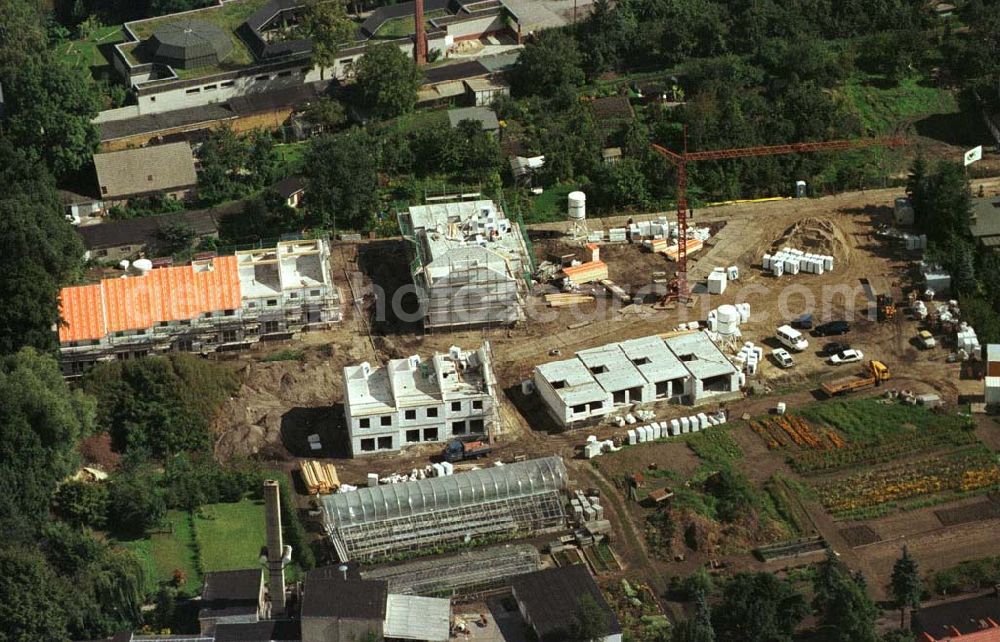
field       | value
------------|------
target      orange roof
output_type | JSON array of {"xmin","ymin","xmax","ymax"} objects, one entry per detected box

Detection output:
[
  {"xmin": 59, "ymin": 256, "xmax": 241, "ymax": 343},
  {"xmin": 59, "ymin": 284, "xmax": 107, "ymax": 343}
]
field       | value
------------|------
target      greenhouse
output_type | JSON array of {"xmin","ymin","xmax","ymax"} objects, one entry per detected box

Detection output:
[{"xmin": 321, "ymin": 457, "xmax": 568, "ymax": 561}]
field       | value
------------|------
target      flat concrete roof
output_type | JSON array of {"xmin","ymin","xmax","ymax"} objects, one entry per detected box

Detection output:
[
  {"xmin": 383, "ymin": 594, "xmax": 450, "ymax": 642},
  {"xmin": 576, "ymin": 344, "xmax": 646, "ymax": 393},
  {"xmin": 536, "ymin": 358, "xmax": 609, "ymax": 407},
  {"xmin": 619, "ymin": 335, "xmax": 688, "ymax": 382},
  {"xmin": 664, "ymin": 331, "xmax": 739, "ymax": 380}
]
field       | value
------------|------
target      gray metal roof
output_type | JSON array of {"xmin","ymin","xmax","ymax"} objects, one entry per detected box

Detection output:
[
  {"xmin": 383, "ymin": 594, "xmax": 451, "ymax": 641},
  {"xmin": 970, "ymin": 197, "xmax": 1000, "ymax": 239},
  {"xmin": 148, "ymin": 19, "xmax": 233, "ymax": 69},
  {"xmin": 321, "ymin": 457, "xmax": 567, "ymax": 527}
]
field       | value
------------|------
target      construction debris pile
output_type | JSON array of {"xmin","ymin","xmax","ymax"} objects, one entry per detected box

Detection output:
[
  {"xmin": 762, "ymin": 248, "xmax": 835, "ymax": 276},
  {"xmin": 368, "ymin": 462, "xmax": 457, "ymax": 488},
  {"xmin": 878, "ymin": 226, "xmax": 928, "ymax": 251},
  {"xmin": 956, "ymin": 322, "xmax": 981, "ymax": 359}
]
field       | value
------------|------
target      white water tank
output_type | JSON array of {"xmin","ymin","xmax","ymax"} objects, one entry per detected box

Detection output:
[
  {"xmin": 717, "ymin": 304, "xmax": 740, "ymax": 334},
  {"xmin": 132, "ymin": 258, "xmax": 153, "ymax": 275},
  {"xmin": 119, "ymin": 260, "xmax": 130, "ymax": 271},
  {"xmin": 568, "ymin": 191, "xmax": 587, "ymax": 220}
]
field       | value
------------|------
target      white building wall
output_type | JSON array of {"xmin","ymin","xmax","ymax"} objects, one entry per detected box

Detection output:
[
  {"xmin": 347, "ymin": 396, "xmax": 492, "ymax": 456},
  {"xmin": 136, "ymin": 65, "xmax": 314, "ymax": 115}
]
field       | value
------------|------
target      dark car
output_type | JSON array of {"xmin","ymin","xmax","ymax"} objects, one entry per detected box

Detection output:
[
  {"xmin": 823, "ymin": 341, "xmax": 850, "ymax": 356},
  {"xmin": 813, "ymin": 320, "xmax": 850, "ymax": 336},
  {"xmin": 794, "ymin": 313, "xmax": 814, "ymax": 330}
]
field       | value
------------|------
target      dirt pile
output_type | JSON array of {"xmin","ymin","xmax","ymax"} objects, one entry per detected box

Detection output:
[
  {"xmin": 770, "ymin": 217, "xmax": 850, "ymax": 260},
  {"xmin": 213, "ymin": 343, "xmax": 364, "ymax": 461}
]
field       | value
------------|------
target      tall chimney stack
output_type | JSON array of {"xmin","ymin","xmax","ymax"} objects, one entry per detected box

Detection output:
[
  {"xmin": 263, "ymin": 480, "xmax": 287, "ymax": 617},
  {"xmin": 414, "ymin": 0, "xmax": 427, "ymax": 65}
]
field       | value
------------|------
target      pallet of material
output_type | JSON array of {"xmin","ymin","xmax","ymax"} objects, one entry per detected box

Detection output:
[
  {"xmin": 661, "ymin": 238, "xmax": 703, "ymax": 261},
  {"xmin": 545, "ymin": 293, "xmax": 596, "ymax": 307},
  {"xmin": 600, "ymin": 279, "xmax": 632, "ymax": 304},
  {"xmin": 645, "ymin": 238, "xmax": 670, "ymax": 253},
  {"xmin": 300, "ymin": 460, "xmax": 340, "ymax": 495},
  {"xmin": 562, "ymin": 260, "xmax": 609, "ymax": 284}
]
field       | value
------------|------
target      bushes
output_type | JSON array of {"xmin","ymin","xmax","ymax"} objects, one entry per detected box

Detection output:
[
  {"xmin": 277, "ymin": 479, "xmax": 315, "ymax": 570},
  {"xmin": 53, "ymin": 480, "xmax": 108, "ymax": 529},
  {"xmin": 107, "ymin": 472, "xmax": 167, "ymax": 537},
  {"xmin": 931, "ymin": 556, "xmax": 1000, "ymax": 596},
  {"xmin": 83, "ymin": 354, "xmax": 240, "ymax": 459}
]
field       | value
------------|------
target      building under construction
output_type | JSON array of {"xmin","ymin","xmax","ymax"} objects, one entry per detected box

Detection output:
[
  {"xmin": 398, "ymin": 200, "xmax": 531, "ymax": 330},
  {"xmin": 58, "ymin": 238, "xmax": 341, "ymax": 375},
  {"xmin": 320, "ymin": 457, "xmax": 568, "ymax": 562}
]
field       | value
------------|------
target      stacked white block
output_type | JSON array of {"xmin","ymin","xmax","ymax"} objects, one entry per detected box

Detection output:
[{"xmin": 764, "ymin": 247, "xmax": 834, "ymax": 277}]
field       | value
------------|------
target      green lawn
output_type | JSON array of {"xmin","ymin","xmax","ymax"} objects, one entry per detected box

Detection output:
[
  {"xmin": 841, "ymin": 75, "xmax": 959, "ymax": 134},
  {"xmin": 120, "ymin": 510, "xmax": 201, "ymax": 596},
  {"xmin": 194, "ymin": 499, "xmax": 267, "ymax": 573},
  {"xmin": 373, "ymin": 9, "xmax": 449, "ymax": 38},
  {"xmin": 56, "ymin": 25, "xmax": 125, "ymax": 70},
  {"xmin": 526, "ymin": 183, "xmax": 580, "ymax": 223},
  {"xmin": 797, "ymin": 398, "xmax": 973, "ymax": 444},
  {"xmin": 272, "ymin": 143, "xmax": 309, "ymax": 176}
]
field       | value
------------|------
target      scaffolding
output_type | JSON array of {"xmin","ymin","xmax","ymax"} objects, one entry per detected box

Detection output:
[
  {"xmin": 360, "ymin": 544, "xmax": 542, "ymax": 597},
  {"xmin": 321, "ymin": 457, "xmax": 568, "ymax": 562}
]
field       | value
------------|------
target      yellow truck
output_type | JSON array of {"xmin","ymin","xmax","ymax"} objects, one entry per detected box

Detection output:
[{"xmin": 821, "ymin": 360, "xmax": 891, "ymax": 397}]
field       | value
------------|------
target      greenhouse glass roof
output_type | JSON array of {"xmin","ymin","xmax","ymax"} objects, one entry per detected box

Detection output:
[{"xmin": 321, "ymin": 457, "xmax": 567, "ymax": 528}]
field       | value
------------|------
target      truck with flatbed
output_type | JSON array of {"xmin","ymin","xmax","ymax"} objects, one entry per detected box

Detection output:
[
  {"xmin": 821, "ymin": 360, "xmax": 890, "ymax": 396},
  {"xmin": 443, "ymin": 439, "xmax": 492, "ymax": 462}
]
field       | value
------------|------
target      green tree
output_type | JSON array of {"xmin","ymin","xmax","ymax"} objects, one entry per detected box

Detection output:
[
  {"xmin": 304, "ymin": 128, "xmax": 380, "ymax": 231},
  {"xmin": 890, "ymin": 545, "xmax": 922, "ymax": 628},
  {"xmin": 813, "ymin": 552, "xmax": 879, "ymax": 642},
  {"xmin": 0, "ymin": 547, "xmax": 71, "ymax": 642},
  {"xmin": 673, "ymin": 586, "xmax": 716, "ymax": 642},
  {"xmin": 572, "ymin": 592, "xmax": 611, "ymax": 641},
  {"xmin": 82, "ymin": 353, "xmax": 239, "ymax": 458},
  {"xmin": 2, "ymin": 56, "xmax": 101, "ymax": 178},
  {"xmin": 509, "ymin": 30, "xmax": 585, "ymax": 98},
  {"xmin": 304, "ymin": 96, "xmax": 348, "ymax": 130},
  {"xmin": 107, "ymin": 471, "xmax": 167, "ymax": 536},
  {"xmin": 353, "ymin": 42, "xmax": 421, "ymax": 119},
  {"xmin": 713, "ymin": 573, "xmax": 808, "ymax": 642},
  {"xmin": 156, "ymin": 223, "xmax": 197, "ymax": 256},
  {"xmin": 53, "ymin": 481, "xmax": 109, "ymax": 529},
  {"xmin": 0, "ymin": 142, "xmax": 85, "ymax": 354},
  {"xmin": 301, "ymin": 0, "xmax": 355, "ymax": 80},
  {"xmin": 0, "ymin": 349, "xmax": 95, "ymax": 539}
]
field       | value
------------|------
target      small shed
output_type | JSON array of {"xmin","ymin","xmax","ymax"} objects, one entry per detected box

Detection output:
[{"xmin": 447, "ymin": 106, "xmax": 500, "ymax": 134}]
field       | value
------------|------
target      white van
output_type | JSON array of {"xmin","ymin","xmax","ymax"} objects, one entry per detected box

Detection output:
[{"xmin": 776, "ymin": 325, "xmax": 809, "ymax": 351}]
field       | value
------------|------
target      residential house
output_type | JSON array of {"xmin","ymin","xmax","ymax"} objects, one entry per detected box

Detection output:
[
  {"xmin": 93, "ymin": 142, "xmax": 198, "ymax": 206},
  {"xmin": 913, "ymin": 592, "xmax": 1000, "ymax": 641}
]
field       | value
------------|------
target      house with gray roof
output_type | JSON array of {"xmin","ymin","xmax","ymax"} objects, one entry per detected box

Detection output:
[
  {"xmin": 970, "ymin": 196, "xmax": 1000, "ymax": 250},
  {"xmin": 93, "ymin": 142, "xmax": 198, "ymax": 205}
]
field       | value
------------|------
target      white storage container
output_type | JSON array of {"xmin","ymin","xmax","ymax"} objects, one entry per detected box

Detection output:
[{"xmin": 627, "ymin": 429, "xmax": 637, "ymax": 445}]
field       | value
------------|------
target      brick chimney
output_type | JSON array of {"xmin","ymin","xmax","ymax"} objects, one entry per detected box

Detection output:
[
  {"xmin": 263, "ymin": 480, "xmax": 287, "ymax": 617},
  {"xmin": 414, "ymin": 0, "xmax": 427, "ymax": 65}
]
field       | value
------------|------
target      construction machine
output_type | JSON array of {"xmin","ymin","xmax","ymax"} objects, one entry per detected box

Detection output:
[{"xmin": 821, "ymin": 360, "xmax": 891, "ymax": 397}]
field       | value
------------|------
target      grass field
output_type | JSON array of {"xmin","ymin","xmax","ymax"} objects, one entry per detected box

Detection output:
[
  {"xmin": 56, "ymin": 25, "xmax": 125, "ymax": 70},
  {"xmin": 121, "ymin": 510, "xmax": 201, "ymax": 596},
  {"xmin": 272, "ymin": 143, "xmax": 309, "ymax": 176},
  {"xmin": 525, "ymin": 183, "xmax": 580, "ymax": 223},
  {"xmin": 841, "ymin": 75, "xmax": 959, "ymax": 134},
  {"xmin": 194, "ymin": 499, "xmax": 267, "ymax": 573}
]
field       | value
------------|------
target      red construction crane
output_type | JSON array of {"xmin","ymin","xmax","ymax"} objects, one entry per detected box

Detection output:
[{"xmin": 650, "ymin": 132, "xmax": 906, "ymax": 301}]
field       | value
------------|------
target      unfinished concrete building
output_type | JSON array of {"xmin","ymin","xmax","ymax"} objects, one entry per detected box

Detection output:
[
  {"xmin": 58, "ymin": 239, "xmax": 341, "ymax": 375},
  {"xmin": 320, "ymin": 457, "xmax": 568, "ymax": 562},
  {"xmin": 398, "ymin": 200, "xmax": 530, "ymax": 330},
  {"xmin": 342, "ymin": 342, "xmax": 499, "ymax": 455},
  {"xmin": 533, "ymin": 331, "xmax": 741, "ymax": 428}
]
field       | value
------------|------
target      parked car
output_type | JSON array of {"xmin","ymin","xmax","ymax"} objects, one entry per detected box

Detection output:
[
  {"xmin": 823, "ymin": 341, "xmax": 850, "ymax": 356},
  {"xmin": 829, "ymin": 349, "xmax": 864, "ymax": 365},
  {"xmin": 776, "ymin": 324, "xmax": 809, "ymax": 351},
  {"xmin": 813, "ymin": 320, "xmax": 850, "ymax": 336},
  {"xmin": 794, "ymin": 313, "xmax": 813, "ymax": 330},
  {"xmin": 917, "ymin": 330, "xmax": 937, "ymax": 349},
  {"xmin": 772, "ymin": 348, "xmax": 795, "ymax": 368}
]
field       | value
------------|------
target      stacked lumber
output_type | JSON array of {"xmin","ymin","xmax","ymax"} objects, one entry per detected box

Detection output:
[
  {"xmin": 300, "ymin": 460, "xmax": 340, "ymax": 495},
  {"xmin": 662, "ymin": 238, "xmax": 703, "ymax": 261},
  {"xmin": 545, "ymin": 293, "xmax": 595, "ymax": 307},
  {"xmin": 645, "ymin": 238, "xmax": 669, "ymax": 253},
  {"xmin": 600, "ymin": 279, "xmax": 632, "ymax": 304},
  {"xmin": 562, "ymin": 260, "xmax": 609, "ymax": 284}
]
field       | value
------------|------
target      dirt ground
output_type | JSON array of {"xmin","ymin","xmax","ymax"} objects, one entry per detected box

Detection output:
[{"xmin": 207, "ymin": 178, "xmax": 1000, "ymax": 607}]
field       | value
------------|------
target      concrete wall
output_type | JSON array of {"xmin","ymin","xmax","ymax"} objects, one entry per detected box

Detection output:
[
  {"xmin": 532, "ymin": 373, "xmax": 613, "ymax": 427},
  {"xmin": 136, "ymin": 64, "xmax": 314, "ymax": 115},
  {"xmin": 346, "ymin": 394, "xmax": 492, "ymax": 456},
  {"xmin": 447, "ymin": 14, "xmax": 505, "ymax": 41}
]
